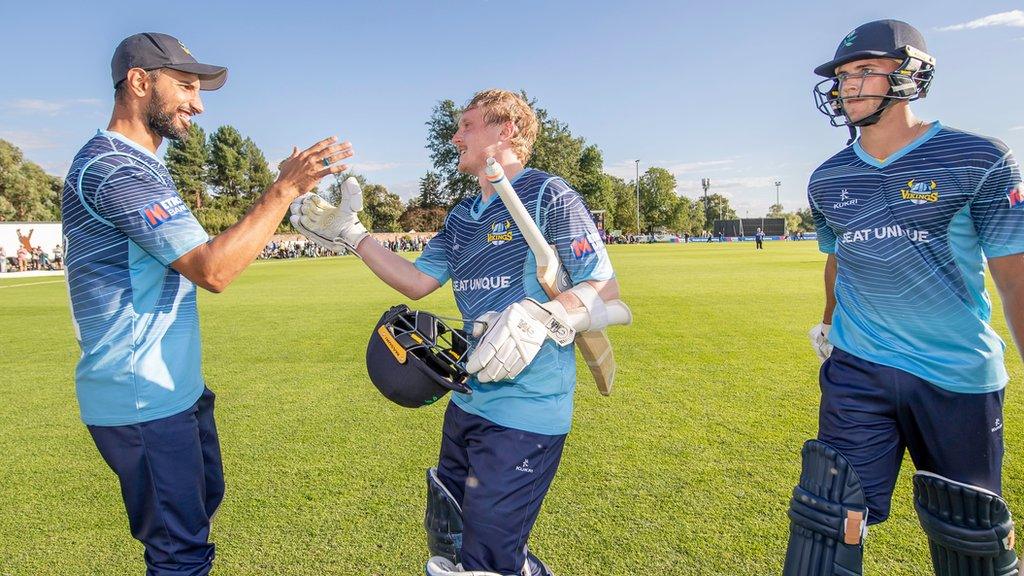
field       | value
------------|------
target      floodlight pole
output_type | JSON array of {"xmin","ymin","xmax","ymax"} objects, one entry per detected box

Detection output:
[
  {"xmin": 774, "ymin": 180, "xmax": 782, "ymax": 210},
  {"xmin": 634, "ymin": 160, "xmax": 641, "ymax": 235},
  {"xmin": 701, "ymin": 177, "xmax": 711, "ymax": 233}
]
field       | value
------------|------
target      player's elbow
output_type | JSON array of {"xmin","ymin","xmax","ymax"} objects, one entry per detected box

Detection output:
[
  {"xmin": 401, "ymin": 275, "xmax": 440, "ymax": 301},
  {"xmin": 189, "ymin": 262, "xmax": 235, "ymax": 293},
  {"xmin": 402, "ymin": 286, "xmax": 429, "ymax": 301},
  {"xmin": 194, "ymin": 274, "xmax": 229, "ymax": 293},
  {"xmin": 173, "ymin": 244, "xmax": 233, "ymax": 294},
  {"xmin": 202, "ymin": 280, "xmax": 228, "ymax": 294}
]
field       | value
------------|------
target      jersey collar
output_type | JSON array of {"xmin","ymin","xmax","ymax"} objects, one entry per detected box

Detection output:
[
  {"xmin": 853, "ymin": 121, "xmax": 943, "ymax": 169},
  {"xmin": 98, "ymin": 129, "xmax": 166, "ymax": 165},
  {"xmin": 471, "ymin": 167, "xmax": 533, "ymax": 220}
]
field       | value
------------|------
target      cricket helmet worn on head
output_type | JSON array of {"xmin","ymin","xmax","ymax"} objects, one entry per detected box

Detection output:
[
  {"xmin": 366, "ymin": 305, "xmax": 471, "ymax": 408},
  {"xmin": 812, "ymin": 20, "xmax": 935, "ymax": 137}
]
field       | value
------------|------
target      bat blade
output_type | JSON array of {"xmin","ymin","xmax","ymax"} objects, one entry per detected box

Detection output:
[{"xmin": 485, "ymin": 157, "xmax": 616, "ymax": 395}]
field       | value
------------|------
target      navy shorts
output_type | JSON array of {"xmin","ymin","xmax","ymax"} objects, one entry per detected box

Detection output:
[
  {"xmin": 818, "ymin": 348, "xmax": 1004, "ymax": 525},
  {"xmin": 89, "ymin": 387, "xmax": 225, "ymax": 576},
  {"xmin": 436, "ymin": 402, "xmax": 566, "ymax": 575}
]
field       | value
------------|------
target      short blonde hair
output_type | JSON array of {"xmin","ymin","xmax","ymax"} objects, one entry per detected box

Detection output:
[{"xmin": 464, "ymin": 89, "xmax": 539, "ymax": 163}]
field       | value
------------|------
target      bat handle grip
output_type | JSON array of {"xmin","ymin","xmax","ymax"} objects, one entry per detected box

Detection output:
[{"xmin": 485, "ymin": 157, "xmax": 504, "ymax": 179}]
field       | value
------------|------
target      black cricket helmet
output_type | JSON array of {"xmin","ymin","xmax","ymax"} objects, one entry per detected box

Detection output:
[
  {"xmin": 813, "ymin": 20, "xmax": 935, "ymax": 131},
  {"xmin": 366, "ymin": 305, "xmax": 471, "ymax": 408}
]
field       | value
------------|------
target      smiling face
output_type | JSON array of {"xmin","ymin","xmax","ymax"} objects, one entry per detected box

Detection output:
[
  {"xmin": 145, "ymin": 68, "xmax": 204, "ymax": 141},
  {"xmin": 451, "ymin": 105, "xmax": 506, "ymax": 175},
  {"xmin": 834, "ymin": 58, "xmax": 901, "ymax": 124}
]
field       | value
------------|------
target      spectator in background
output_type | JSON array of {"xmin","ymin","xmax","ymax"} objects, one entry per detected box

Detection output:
[
  {"xmin": 37, "ymin": 247, "xmax": 53, "ymax": 270},
  {"xmin": 53, "ymin": 244, "xmax": 64, "ymax": 270},
  {"xmin": 17, "ymin": 245, "xmax": 28, "ymax": 271},
  {"xmin": 755, "ymin": 227, "xmax": 765, "ymax": 250},
  {"xmin": 0, "ymin": 246, "xmax": 7, "ymax": 273}
]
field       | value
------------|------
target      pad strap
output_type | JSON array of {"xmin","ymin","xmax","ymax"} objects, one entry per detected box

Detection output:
[
  {"xmin": 789, "ymin": 486, "xmax": 867, "ymax": 545},
  {"xmin": 783, "ymin": 440, "xmax": 868, "ymax": 576}
]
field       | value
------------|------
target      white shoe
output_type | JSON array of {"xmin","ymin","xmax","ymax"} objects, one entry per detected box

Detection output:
[{"xmin": 425, "ymin": 556, "xmax": 503, "ymax": 576}]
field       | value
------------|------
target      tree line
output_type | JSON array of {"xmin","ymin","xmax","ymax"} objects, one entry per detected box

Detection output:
[{"xmin": 0, "ymin": 95, "xmax": 817, "ymax": 235}]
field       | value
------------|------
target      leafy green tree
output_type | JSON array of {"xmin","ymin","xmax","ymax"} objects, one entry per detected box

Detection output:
[
  {"xmin": 767, "ymin": 203, "xmax": 784, "ymax": 217},
  {"xmin": 785, "ymin": 211, "xmax": 802, "ymax": 233},
  {"xmin": 695, "ymin": 200, "xmax": 709, "ymax": 233},
  {"xmin": 0, "ymin": 195, "xmax": 15, "ymax": 221},
  {"xmin": 669, "ymin": 196, "xmax": 706, "ymax": 235},
  {"xmin": 796, "ymin": 207, "xmax": 816, "ymax": 231},
  {"xmin": 638, "ymin": 167, "xmax": 680, "ymax": 233},
  {"xmin": 416, "ymin": 171, "xmax": 448, "ymax": 208},
  {"xmin": 0, "ymin": 139, "xmax": 61, "ymax": 221},
  {"xmin": 576, "ymin": 145, "xmax": 615, "ymax": 218},
  {"xmin": 362, "ymin": 183, "xmax": 404, "ymax": 232},
  {"xmin": 207, "ymin": 126, "xmax": 247, "ymax": 198},
  {"xmin": 609, "ymin": 176, "xmax": 639, "ymax": 234},
  {"xmin": 528, "ymin": 103, "xmax": 583, "ymax": 186},
  {"xmin": 425, "ymin": 99, "xmax": 477, "ymax": 206},
  {"xmin": 242, "ymin": 137, "xmax": 274, "ymax": 197},
  {"xmin": 704, "ymin": 193, "xmax": 737, "ymax": 222},
  {"xmin": 165, "ymin": 123, "xmax": 208, "ymax": 211},
  {"xmin": 400, "ymin": 206, "xmax": 447, "ymax": 232}
]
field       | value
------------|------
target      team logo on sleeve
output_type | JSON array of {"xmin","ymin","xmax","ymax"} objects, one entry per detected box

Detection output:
[
  {"xmin": 1007, "ymin": 185, "xmax": 1024, "ymax": 209},
  {"xmin": 571, "ymin": 232, "xmax": 604, "ymax": 259},
  {"xmin": 139, "ymin": 197, "xmax": 190, "ymax": 229},
  {"xmin": 900, "ymin": 180, "xmax": 939, "ymax": 204},
  {"xmin": 486, "ymin": 220, "xmax": 514, "ymax": 245}
]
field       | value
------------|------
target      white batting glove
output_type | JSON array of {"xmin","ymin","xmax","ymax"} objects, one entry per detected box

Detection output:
[
  {"xmin": 808, "ymin": 323, "xmax": 833, "ymax": 363},
  {"xmin": 466, "ymin": 299, "xmax": 576, "ymax": 383},
  {"xmin": 288, "ymin": 176, "xmax": 369, "ymax": 253}
]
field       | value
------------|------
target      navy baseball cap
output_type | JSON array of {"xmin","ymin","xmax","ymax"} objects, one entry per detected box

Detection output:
[
  {"xmin": 111, "ymin": 33, "xmax": 227, "ymax": 90},
  {"xmin": 814, "ymin": 20, "xmax": 928, "ymax": 77}
]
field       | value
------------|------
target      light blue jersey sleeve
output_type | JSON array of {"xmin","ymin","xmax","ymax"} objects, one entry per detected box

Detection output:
[
  {"xmin": 809, "ymin": 192, "xmax": 837, "ymax": 254},
  {"xmin": 972, "ymin": 148, "xmax": 1024, "ymax": 259},
  {"xmin": 414, "ymin": 224, "xmax": 450, "ymax": 285},
  {"xmin": 542, "ymin": 181, "xmax": 614, "ymax": 283},
  {"xmin": 85, "ymin": 157, "xmax": 208, "ymax": 265}
]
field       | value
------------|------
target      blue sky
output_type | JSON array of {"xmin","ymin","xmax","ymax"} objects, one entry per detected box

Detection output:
[{"xmin": 1, "ymin": 0, "xmax": 1021, "ymax": 216}]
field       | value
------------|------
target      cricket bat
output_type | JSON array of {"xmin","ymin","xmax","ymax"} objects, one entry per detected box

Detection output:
[{"xmin": 485, "ymin": 158, "xmax": 629, "ymax": 395}]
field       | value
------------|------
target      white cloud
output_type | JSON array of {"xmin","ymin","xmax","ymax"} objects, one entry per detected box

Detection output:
[
  {"xmin": 3, "ymin": 98, "xmax": 103, "ymax": 116},
  {"xmin": 937, "ymin": 10, "xmax": 1024, "ymax": 31},
  {"xmin": 677, "ymin": 176, "xmax": 779, "ymax": 198},
  {"xmin": 1011, "ymin": 126, "xmax": 1024, "ymax": 132},
  {"xmin": 388, "ymin": 179, "xmax": 421, "ymax": 201},
  {"xmin": 605, "ymin": 157, "xmax": 737, "ymax": 180},
  {"xmin": 0, "ymin": 130, "xmax": 63, "ymax": 150},
  {"xmin": 40, "ymin": 160, "xmax": 71, "ymax": 176},
  {"xmin": 349, "ymin": 160, "xmax": 400, "ymax": 173}
]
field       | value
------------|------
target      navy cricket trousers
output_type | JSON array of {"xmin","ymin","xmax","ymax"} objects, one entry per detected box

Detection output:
[
  {"xmin": 436, "ymin": 402, "xmax": 566, "ymax": 575},
  {"xmin": 89, "ymin": 387, "xmax": 224, "ymax": 576},
  {"xmin": 818, "ymin": 348, "xmax": 1004, "ymax": 525}
]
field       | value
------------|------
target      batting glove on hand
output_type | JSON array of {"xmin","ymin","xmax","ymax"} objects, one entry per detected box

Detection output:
[
  {"xmin": 808, "ymin": 322, "xmax": 833, "ymax": 363},
  {"xmin": 288, "ymin": 176, "xmax": 369, "ymax": 253},
  {"xmin": 466, "ymin": 299, "xmax": 576, "ymax": 383}
]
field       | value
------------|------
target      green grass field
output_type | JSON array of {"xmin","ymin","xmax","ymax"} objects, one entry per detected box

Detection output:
[{"xmin": 1, "ymin": 242, "xmax": 1021, "ymax": 575}]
